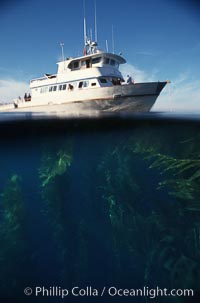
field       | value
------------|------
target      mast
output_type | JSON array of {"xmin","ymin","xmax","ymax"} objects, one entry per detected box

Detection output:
[
  {"xmin": 60, "ymin": 42, "xmax": 66, "ymax": 69},
  {"xmin": 60, "ymin": 43, "xmax": 65, "ymax": 62},
  {"xmin": 94, "ymin": 0, "xmax": 97, "ymax": 42},
  {"xmin": 83, "ymin": 0, "xmax": 98, "ymax": 55},
  {"xmin": 83, "ymin": 0, "xmax": 87, "ymax": 45},
  {"xmin": 112, "ymin": 25, "xmax": 115, "ymax": 54},
  {"xmin": 106, "ymin": 40, "xmax": 109, "ymax": 52},
  {"xmin": 84, "ymin": 17, "xmax": 87, "ymax": 46}
]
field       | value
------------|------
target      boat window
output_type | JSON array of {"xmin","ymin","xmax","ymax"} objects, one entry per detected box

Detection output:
[
  {"xmin": 103, "ymin": 57, "xmax": 110, "ymax": 65},
  {"xmin": 100, "ymin": 78, "xmax": 107, "ymax": 84},
  {"xmin": 69, "ymin": 61, "xmax": 80, "ymax": 70},
  {"xmin": 74, "ymin": 61, "xmax": 79, "ymax": 69},
  {"xmin": 110, "ymin": 59, "xmax": 115, "ymax": 66},
  {"xmin": 86, "ymin": 60, "xmax": 91, "ymax": 68},
  {"xmin": 78, "ymin": 81, "xmax": 83, "ymax": 88},
  {"xmin": 78, "ymin": 81, "xmax": 89, "ymax": 88},
  {"xmin": 49, "ymin": 86, "xmax": 57, "ymax": 92},
  {"xmin": 40, "ymin": 86, "xmax": 48, "ymax": 93},
  {"xmin": 83, "ymin": 81, "xmax": 89, "ymax": 87},
  {"xmin": 59, "ymin": 84, "xmax": 67, "ymax": 91},
  {"xmin": 92, "ymin": 57, "xmax": 101, "ymax": 64},
  {"xmin": 91, "ymin": 82, "xmax": 96, "ymax": 86},
  {"xmin": 81, "ymin": 59, "xmax": 91, "ymax": 68}
]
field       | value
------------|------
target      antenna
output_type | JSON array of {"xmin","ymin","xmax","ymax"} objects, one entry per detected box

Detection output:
[
  {"xmin": 83, "ymin": 0, "xmax": 98, "ymax": 55},
  {"xmin": 60, "ymin": 42, "xmax": 65, "ymax": 62},
  {"xmin": 84, "ymin": 18, "xmax": 87, "ymax": 45},
  {"xmin": 94, "ymin": 0, "xmax": 98, "ymax": 42},
  {"xmin": 112, "ymin": 25, "xmax": 115, "ymax": 54},
  {"xmin": 90, "ymin": 28, "xmax": 93, "ymax": 41},
  {"xmin": 106, "ymin": 40, "xmax": 109, "ymax": 52},
  {"xmin": 83, "ymin": 0, "xmax": 87, "ymax": 45},
  {"xmin": 60, "ymin": 42, "xmax": 65, "ymax": 70}
]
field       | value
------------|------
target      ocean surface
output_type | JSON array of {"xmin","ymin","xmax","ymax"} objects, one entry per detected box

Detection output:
[{"xmin": 0, "ymin": 113, "xmax": 199, "ymax": 303}]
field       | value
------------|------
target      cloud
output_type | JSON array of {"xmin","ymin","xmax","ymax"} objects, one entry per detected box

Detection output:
[
  {"xmin": 120, "ymin": 63, "xmax": 150, "ymax": 82},
  {"xmin": 120, "ymin": 63, "xmax": 159, "ymax": 83},
  {"xmin": 0, "ymin": 78, "xmax": 29, "ymax": 103},
  {"xmin": 153, "ymin": 74, "xmax": 200, "ymax": 112}
]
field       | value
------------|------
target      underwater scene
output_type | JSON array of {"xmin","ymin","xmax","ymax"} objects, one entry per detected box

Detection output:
[{"xmin": 0, "ymin": 114, "xmax": 200, "ymax": 303}]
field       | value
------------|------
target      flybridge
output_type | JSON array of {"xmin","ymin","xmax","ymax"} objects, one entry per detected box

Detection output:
[{"xmin": 56, "ymin": 52, "xmax": 126, "ymax": 74}]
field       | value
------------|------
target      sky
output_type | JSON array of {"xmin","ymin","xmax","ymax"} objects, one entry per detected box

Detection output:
[{"xmin": 0, "ymin": 0, "xmax": 200, "ymax": 111}]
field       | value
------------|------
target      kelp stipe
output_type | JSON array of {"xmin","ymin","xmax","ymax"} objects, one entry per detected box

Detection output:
[
  {"xmin": 98, "ymin": 144, "xmax": 148, "ymax": 287},
  {"xmin": 38, "ymin": 140, "xmax": 74, "ymax": 282},
  {"xmin": 0, "ymin": 174, "xmax": 27, "ymax": 296}
]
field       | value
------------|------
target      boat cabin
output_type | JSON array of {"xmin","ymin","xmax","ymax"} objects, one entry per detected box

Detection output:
[
  {"xmin": 57, "ymin": 52, "xmax": 126, "ymax": 73},
  {"xmin": 30, "ymin": 52, "xmax": 126, "ymax": 99}
]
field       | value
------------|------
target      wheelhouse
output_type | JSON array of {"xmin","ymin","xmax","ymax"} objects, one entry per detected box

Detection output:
[{"xmin": 66, "ymin": 53, "xmax": 126, "ymax": 72}]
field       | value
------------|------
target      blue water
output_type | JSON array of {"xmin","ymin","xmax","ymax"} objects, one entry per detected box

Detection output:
[{"xmin": 0, "ymin": 113, "xmax": 199, "ymax": 303}]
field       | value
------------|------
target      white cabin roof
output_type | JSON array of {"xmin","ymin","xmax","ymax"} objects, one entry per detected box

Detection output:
[
  {"xmin": 57, "ymin": 52, "xmax": 126, "ymax": 71},
  {"xmin": 62, "ymin": 52, "xmax": 126, "ymax": 66}
]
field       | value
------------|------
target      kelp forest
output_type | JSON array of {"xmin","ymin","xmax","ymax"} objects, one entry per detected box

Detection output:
[{"xmin": 0, "ymin": 119, "xmax": 200, "ymax": 302}]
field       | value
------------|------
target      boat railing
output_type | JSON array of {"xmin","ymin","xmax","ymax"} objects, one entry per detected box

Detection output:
[
  {"xmin": 30, "ymin": 77, "xmax": 46, "ymax": 83},
  {"xmin": 30, "ymin": 74, "xmax": 57, "ymax": 83}
]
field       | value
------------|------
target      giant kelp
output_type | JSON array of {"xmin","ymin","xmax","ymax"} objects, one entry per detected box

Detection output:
[
  {"xmin": 132, "ymin": 143, "xmax": 200, "ymax": 204},
  {"xmin": 38, "ymin": 141, "xmax": 73, "ymax": 273},
  {"xmin": 0, "ymin": 174, "xmax": 28, "ymax": 295},
  {"xmin": 98, "ymin": 143, "xmax": 149, "ymax": 286},
  {"xmin": 131, "ymin": 133, "xmax": 200, "ymax": 299},
  {"xmin": 39, "ymin": 148, "xmax": 73, "ymax": 188},
  {"xmin": 39, "ymin": 140, "xmax": 73, "ymax": 215},
  {"xmin": 38, "ymin": 139, "xmax": 92, "ymax": 285},
  {"xmin": 97, "ymin": 128, "xmax": 200, "ymax": 301}
]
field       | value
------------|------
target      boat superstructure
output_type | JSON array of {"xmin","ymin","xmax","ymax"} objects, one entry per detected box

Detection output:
[{"xmin": 29, "ymin": 50, "xmax": 127, "ymax": 106}]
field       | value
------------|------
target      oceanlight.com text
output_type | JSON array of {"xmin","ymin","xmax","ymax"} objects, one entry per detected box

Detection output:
[
  {"xmin": 108, "ymin": 286, "xmax": 194, "ymax": 299},
  {"xmin": 24, "ymin": 286, "xmax": 194, "ymax": 299}
]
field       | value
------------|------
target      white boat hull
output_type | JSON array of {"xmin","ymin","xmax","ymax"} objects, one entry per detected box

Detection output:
[{"xmin": 1, "ymin": 82, "xmax": 167, "ymax": 114}]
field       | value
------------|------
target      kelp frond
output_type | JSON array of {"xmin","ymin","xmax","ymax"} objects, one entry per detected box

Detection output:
[
  {"xmin": 131, "ymin": 140, "xmax": 200, "ymax": 203},
  {"xmin": 39, "ymin": 143, "xmax": 73, "ymax": 187}
]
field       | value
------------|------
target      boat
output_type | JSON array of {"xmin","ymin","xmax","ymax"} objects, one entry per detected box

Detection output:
[{"xmin": 1, "ymin": 22, "xmax": 168, "ymax": 114}]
